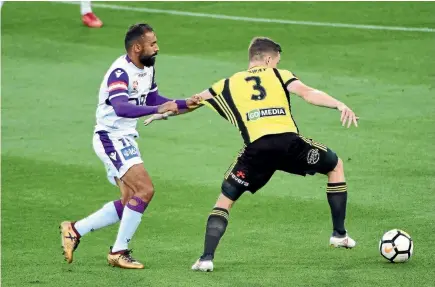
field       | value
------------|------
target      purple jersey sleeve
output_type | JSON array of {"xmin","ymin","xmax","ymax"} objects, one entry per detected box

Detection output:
[
  {"xmin": 107, "ymin": 68, "xmax": 129, "ymax": 101},
  {"xmin": 146, "ymin": 88, "xmax": 188, "ymax": 110},
  {"xmin": 145, "ymin": 89, "xmax": 171, "ymax": 106},
  {"xmin": 145, "ymin": 68, "xmax": 188, "ymax": 109},
  {"xmin": 111, "ymin": 96, "xmax": 158, "ymax": 118}
]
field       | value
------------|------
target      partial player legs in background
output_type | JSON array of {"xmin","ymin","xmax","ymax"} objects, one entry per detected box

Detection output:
[
  {"xmin": 326, "ymin": 158, "xmax": 356, "ymax": 248},
  {"xmin": 81, "ymin": 1, "xmax": 103, "ymax": 28},
  {"xmin": 0, "ymin": 1, "xmax": 102, "ymax": 27}
]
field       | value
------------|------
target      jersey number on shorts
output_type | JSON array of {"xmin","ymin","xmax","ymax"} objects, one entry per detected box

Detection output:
[{"xmin": 245, "ymin": 76, "xmax": 267, "ymax": 101}]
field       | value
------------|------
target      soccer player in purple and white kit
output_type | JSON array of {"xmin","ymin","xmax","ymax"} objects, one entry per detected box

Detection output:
[{"xmin": 60, "ymin": 23, "xmax": 200, "ymax": 269}]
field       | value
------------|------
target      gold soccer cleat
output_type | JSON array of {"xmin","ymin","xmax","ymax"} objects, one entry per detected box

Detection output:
[
  {"xmin": 107, "ymin": 248, "xmax": 144, "ymax": 269},
  {"xmin": 60, "ymin": 221, "xmax": 81, "ymax": 263}
]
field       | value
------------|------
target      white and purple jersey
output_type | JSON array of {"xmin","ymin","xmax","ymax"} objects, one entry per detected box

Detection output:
[
  {"xmin": 92, "ymin": 54, "xmax": 187, "ymax": 185},
  {"xmin": 94, "ymin": 54, "xmax": 157, "ymax": 137}
]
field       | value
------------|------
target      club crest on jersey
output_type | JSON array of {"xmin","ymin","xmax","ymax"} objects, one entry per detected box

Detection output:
[
  {"xmin": 307, "ymin": 148, "xmax": 320, "ymax": 164},
  {"xmin": 246, "ymin": 107, "xmax": 286, "ymax": 121},
  {"xmin": 131, "ymin": 81, "xmax": 139, "ymax": 95}
]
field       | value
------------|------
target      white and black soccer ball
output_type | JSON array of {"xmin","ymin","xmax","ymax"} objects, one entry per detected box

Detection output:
[{"xmin": 379, "ymin": 229, "xmax": 413, "ymax": 263}]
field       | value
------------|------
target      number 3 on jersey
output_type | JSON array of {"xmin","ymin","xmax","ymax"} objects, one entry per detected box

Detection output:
[{"xmin": 245, "ymin": 76, "xmax": 267, "ymax": 101}]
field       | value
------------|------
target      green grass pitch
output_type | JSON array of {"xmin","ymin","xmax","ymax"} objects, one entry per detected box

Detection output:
[{"xmin": 1, "ymin": 1, "xmax": 435, "ymax": 286}]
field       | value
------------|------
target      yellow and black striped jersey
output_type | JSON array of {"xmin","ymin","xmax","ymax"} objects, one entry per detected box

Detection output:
[{"xmin": 203, "ymin": 67, "xmax": 299, "ymax": 144}]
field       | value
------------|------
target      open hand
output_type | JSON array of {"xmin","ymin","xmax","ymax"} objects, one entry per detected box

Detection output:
[
  {"xmin": 143, "ymin": 111, "xmax": 174, "ymax": 126},
  {"xmin": 337, "ymin": 103, "xmax": 358, "ymax": 128}
]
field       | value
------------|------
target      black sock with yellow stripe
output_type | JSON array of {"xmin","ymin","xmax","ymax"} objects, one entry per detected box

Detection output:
[
  {"xmin": 327, "ymin": 182, "xmax": 347, "ymax": 236},
  {"xmin": 200, "ymin": 207, "xmax": 229, "ymax": 261}
]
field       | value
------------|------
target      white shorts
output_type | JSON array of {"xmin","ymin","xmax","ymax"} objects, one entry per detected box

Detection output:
[{"xmin": 93, "ymin": 131, "xmax": 143, "ymax": 186}]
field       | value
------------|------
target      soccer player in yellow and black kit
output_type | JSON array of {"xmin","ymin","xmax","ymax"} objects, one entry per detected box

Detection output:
[{"xmin": 145, "ymin": 37, "xmax": 359, "ymax": 272}]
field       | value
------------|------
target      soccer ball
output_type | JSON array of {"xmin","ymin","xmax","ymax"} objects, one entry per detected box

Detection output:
[{"xmin": 379, "ymin": 229, "xmax": 413, "ymax": 263}]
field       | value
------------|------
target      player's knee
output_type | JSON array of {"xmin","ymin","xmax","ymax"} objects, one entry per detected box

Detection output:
[
  {"xmin": 334, "ymin": 158, "xmax": 344, "ymax": 172},
  {"xmin": 328, "ymin": 157, "xmax": 344, "ymax": 175},
  {"xmin": 133, "ymin": 181, "xmax": 155, "ymax": 202}
]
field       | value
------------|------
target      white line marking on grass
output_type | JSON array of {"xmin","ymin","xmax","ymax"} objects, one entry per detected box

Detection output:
[{"xmin": 57, "ymin": 1, "xmax": 435, "ymax": 33}]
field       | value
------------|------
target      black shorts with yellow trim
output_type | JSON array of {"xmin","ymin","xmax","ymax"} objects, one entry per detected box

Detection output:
[{"xmin": 221, "ymin": 132, "xmax": 338, "ymax": 201}]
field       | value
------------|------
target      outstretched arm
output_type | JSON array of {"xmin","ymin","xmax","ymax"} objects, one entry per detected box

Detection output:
[
  {"xmin": 143, "ymin": 92, "xmax": 206, "ymax": 126},
  {"xmin": 287, "ymin": 80, "xmax": 358, "ymax": 128},
  {"xmin": 106, "ymin": 67, "xmax": 178, "ymax": 118},
  {"xmin": 143, "ymin": 76, "xmax": 223, "ymax": 127},
  {"xmin": 287, "ymin": 80, "xmax": 343, "ymax": 109},
  {"xmin": 111, "ymin": 96, "xmax": 179, "ymax": 118},
  {"xmin": 145, "ymin": 88, "xmax": 189, "ymax": 110}
]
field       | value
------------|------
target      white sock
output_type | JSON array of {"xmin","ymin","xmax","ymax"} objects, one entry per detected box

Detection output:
[
  {"xmin": 80, "ymin": 1, "xmax": 92, "ymax": 15},
  {"xmin": 74, "ymin": 200, "xmax": 123, "ymax": 237},
  {"xmin": 111, "ymin": 196, "xmax": 147, "ymax": 253}
]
